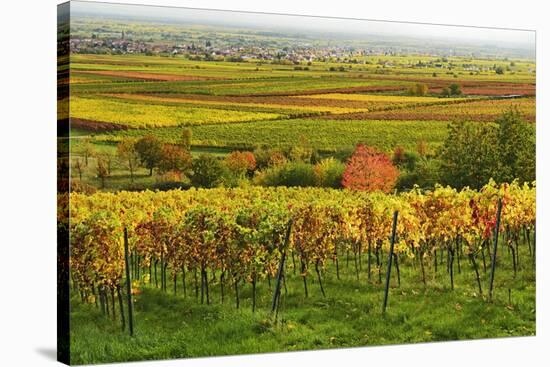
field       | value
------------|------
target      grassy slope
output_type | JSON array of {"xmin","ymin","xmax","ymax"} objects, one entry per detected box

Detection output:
[{"xmin": 70, "ymin": 246, "xmax": 535, "ymax": 365}]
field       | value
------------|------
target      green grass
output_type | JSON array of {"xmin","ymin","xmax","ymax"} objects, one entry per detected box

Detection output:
[{"xmin": 70, "ymin": 244, "xmax": 535, "ymax": 365}]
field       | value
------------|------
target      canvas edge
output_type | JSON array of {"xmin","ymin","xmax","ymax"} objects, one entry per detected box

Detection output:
[{"xmin": 57, "ymin": 1, "xmax": 71, "ymax": 365}]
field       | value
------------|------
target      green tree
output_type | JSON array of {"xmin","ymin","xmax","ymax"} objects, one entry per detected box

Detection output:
[
  {"xmin": 439, "ymin": 121, "xmax": 499, "ymax": 189},
  {"xmin": 408, "ymin": 83, "xmax": 428, "ymax": 96},
  {"xmin": 190, "ymin": 155, "xmax": 225, "ymax": 188},
  {"xmin": 313, "ymin": 158, "xmax": 345, "ymax": 188},
  {"xmin": 135, "ymin": 135, "xmax": 163, "ymax": 176},
  {"xmin": 496, "ymin": 108, "xmax": 535, "ymax": 183},
  {"xmin": 397, "ymin": 157, "xmax": 441, "ymax": 190},
  {"xmin": 439, "ymin": 110, "xmax": 535, "ymax": 188},
  {"xmin": 278, "ymin": 162, "xmax": 316, "ymax": 187},
  {"xmin": 180, "ymin": 128, "xmax": 192, "ymax": 151},
  {"xmin": 449, "ymin": 83, "xmax": 462, "ymax": 95},
  {"xmin": 255, "ymin": 161, "xmax": 316, "ymax": 187}
]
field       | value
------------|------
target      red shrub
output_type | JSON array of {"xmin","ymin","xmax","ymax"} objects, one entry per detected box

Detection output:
[
  {"xmin": 342, "ymin": 144, "xmax": 399, "ymax": 192},
  {"xmin": 225, "ymin": 151, "xmax": 257, "ymax": 175}
]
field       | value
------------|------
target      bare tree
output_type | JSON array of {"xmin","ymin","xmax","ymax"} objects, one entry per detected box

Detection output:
[
  {"xmin": 96, "ymin": 157, "xmax": 110, "ymax": 189},
  {"xmin": 81, "ymin": 138, "xmax": 96, "ymax": 166},
  {"xmin": 117, "ymin": 138, "xmax": 140, "ymax": 182},
  {"xmin": 73, "ymin": 158, "xmax": 84, "ymax": 181}
]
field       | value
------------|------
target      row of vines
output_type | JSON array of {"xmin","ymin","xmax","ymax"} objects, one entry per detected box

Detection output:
[{"xmin": 61, "ymin": 180, "xmax": 535, "ymax": 332}]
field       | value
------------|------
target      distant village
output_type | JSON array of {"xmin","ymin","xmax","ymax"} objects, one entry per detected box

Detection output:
[
  {"xmin": 69, "ymin": 31, "xmax": 460, "ymax": 66},
  {"xmin": 70, "ymin": 31, "xmax": 388, "ymax": 63},
  {"xmin": 69, "ymin": 30, "xmax": 533, "ymax": 74}
]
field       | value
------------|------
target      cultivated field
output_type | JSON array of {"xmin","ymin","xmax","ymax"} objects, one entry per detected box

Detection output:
[
  {"xmin": 67, "ymin": 53, "xmax": 536, "ymax": 172},
  {"xmin": 61, "ymin": 14, "xmax": 536, "ymax": 365}
]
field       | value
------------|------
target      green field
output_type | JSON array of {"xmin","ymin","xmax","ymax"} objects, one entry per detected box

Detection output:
[{"xmin": 90, "ymin": 119, "xmax": 450, "ymax": 152}]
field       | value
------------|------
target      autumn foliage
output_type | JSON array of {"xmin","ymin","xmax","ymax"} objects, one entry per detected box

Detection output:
[
  {"xmin": 158, "ymin": 144, "xmax": 192, "ymax": 174},
  {"xmin": 224, "ymin": 151, "xmax": 257, "ymax": 176},
  {"xmin": 342, "ymin": 144, "xmax": 399, "ymax": 192}
]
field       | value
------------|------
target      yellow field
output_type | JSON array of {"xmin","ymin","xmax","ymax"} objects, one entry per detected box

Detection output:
[{"xmin": 69, "ymin": 97, "xmax": 283, "ymax": 128}]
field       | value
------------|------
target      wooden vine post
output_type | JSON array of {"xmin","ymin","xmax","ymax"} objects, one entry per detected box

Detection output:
[
  {"xmin": 488, "ymin": 199, "xmax": 503, "ymax": 301},
  {"xmin": 382, "ymin": 211, "xmax": 399, "ymax": 314},
  {"xmin": 271, "ymin": 219, "xmax": 293, "ymax": 315},
  {"xmin": 124, "ymin": 227, "xmax": 134, "ymax": 336}
]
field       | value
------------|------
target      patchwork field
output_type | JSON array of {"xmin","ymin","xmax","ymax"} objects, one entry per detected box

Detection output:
[{"xmin": 66, "ymin": 53, "xmax": 536, "ymax": 179}]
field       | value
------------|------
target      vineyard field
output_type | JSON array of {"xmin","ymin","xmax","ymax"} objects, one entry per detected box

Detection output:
[
  {"xmin": 67, "ymin": 53, "xmax": 535, "ymax": 160},
  {"xmin": 70, "ymin": 96, "xmax": 284, "ymax": 128},
  {"xmin": 327, "ymin": 97, "xmax": 536, "ymax": 122},
  {"xmin": 60, "ymin": 8, "xmax": 537, "ymax": 365},
  {"xmin": 90, "ymin": 118, "xmax": 450, "ymax": 152},
  {"xmin": 101, "ymin": 93, "xmax": 372, "ymax": 115},
  {"xmin": 71, "ymin": 77, "xmax": 407, "ymax": 97},
  {"xmin": 65, "ymin": 183, "xmax": 536, "ymax": 364}
]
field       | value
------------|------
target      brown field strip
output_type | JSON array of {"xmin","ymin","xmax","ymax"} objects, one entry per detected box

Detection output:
[
  {"xmin": 435, "ymin": 86, "xmax": 536, "ymax": 96},
  {"xmin": 70, "ymin": 118, "xmax": 128, "ymax": 131},
  {"xmin": 363, "ymin": 75, "xmax": 535, "ymax": 96},
  {"xmin": 232, "ymin": 85, "xmax": 407, "ymax": 97}
]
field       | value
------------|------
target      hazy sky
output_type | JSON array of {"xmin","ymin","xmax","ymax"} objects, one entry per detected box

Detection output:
[{"xmin": 71, "ymin": 1, "xmax": 535, "ymax": 50}]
